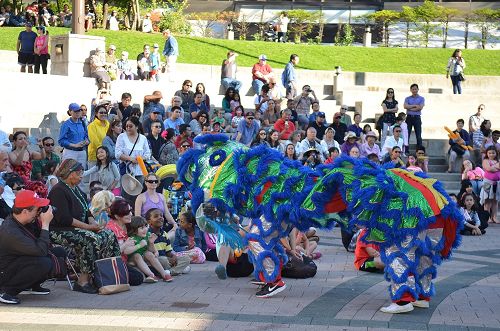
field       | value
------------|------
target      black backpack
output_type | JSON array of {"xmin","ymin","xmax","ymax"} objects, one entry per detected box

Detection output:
[{"xmin": 282, "ymin": 254, "xmax": 317, "ymax": 279}]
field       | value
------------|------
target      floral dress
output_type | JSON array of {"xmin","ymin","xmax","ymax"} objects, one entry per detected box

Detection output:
[{"xmin": 13, "ymin": 160, "xmax": 48, "ymax": 198}]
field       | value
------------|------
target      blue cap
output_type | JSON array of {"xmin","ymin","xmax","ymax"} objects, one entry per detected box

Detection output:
[
  {"xmin": 68, "ymin": 103, "xmax": 81, "ymax": 111},
  {"xmin": 318, "ymin": 112, "xmax": 325, "ymax": 117}
]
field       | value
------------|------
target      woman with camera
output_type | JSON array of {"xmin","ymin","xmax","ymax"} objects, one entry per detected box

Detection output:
[
  {"xmin": 48, "ymin": 159, "xmax": 120, "ymax": 294},
  {"xmin": 446, "ymin": 49, "xmax": 466, "ymax": 95}
]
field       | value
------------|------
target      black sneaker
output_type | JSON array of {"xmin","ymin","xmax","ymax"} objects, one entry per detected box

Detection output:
[
  {"xmin": 255, "ymin": 280, "xmax": 286, "ymax": 298},
  {"xmin": 0, "ymin": 293, "xmax": 20, "ymax": 304},
  {"xmin": 20, "ymin": 285, "xmax": 50, "ymax": 295}
]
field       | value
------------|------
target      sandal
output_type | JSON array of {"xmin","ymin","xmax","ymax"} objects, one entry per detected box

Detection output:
[{"xmin": 144, "ymin": 276, "xmax": 158, "ymax": 283}]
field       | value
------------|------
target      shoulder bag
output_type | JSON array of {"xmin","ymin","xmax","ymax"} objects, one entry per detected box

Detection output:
[{"xmin": 119, "ymin": 135, "xmax": 140, "ymax": 176}]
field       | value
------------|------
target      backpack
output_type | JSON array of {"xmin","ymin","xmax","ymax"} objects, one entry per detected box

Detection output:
[{"xmin": 282, "ymin": 254, "xmax": 317, "ymax": 279}]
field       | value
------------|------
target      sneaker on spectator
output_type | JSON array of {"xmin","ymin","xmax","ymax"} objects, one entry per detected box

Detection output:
[
  {"xmin": 380, "ymin": 302, "xmax": 414, "ymax": 314},
  {"xmin": 20, "ymin": 284, "xmax": 50, "ymax": 295},
  {"xmin": 215, "ymin": 264, "xmax": 227, "ymax": 280},
  {"xmin": 0, "ymin": 293, "xmax": 20, "ymax": 304},
  {"xmin": 255, "ymin": 280, "xmax": 286, "ymax": 298},
  {"xmin": 182, "ymin": 266, "xmax": 191, "ymax": 274},
  {"xmin": 162, "ymin": 270, "xmax": 173, "ymax": 282},
  {"xmin": 412, "ymin": 300, "xmax": 430, "ymax": 308}
]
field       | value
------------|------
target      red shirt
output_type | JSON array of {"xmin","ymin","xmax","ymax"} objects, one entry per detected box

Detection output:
[
  {"xmin": 274, "ymin": 118, "xmax": 295, "ymax": 140},
  {"xmin": 252, "ymin": 63, "xmax": 273, "ymax": 82},
  {"xmin": 354, "ymin": 229, "xmax": 379, "ymax": 270}
]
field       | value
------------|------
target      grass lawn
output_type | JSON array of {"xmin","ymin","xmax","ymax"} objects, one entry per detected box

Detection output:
[{"xmin": 1, "ymin": 27, "xmax": 499, "ymax": 75}]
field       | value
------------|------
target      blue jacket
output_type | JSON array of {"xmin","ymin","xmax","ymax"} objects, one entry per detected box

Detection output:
[
  {"xmin": 162, "ymin": 36, "xmax": 179, "ymax": 57},
  {"xmin": 281, "ymin": 61, "xmax": 296, "ymax": 86},
  {"xmin": 58, "ymin": 118, "xmax": 88, "ymax": 149},
  {"xmin": 173, "ymin": 226, "xmax": 206, "ymax": 252}
]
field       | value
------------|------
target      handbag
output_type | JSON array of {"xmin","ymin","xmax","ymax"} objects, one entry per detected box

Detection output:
[
  {"xmin": 458, "ymin": 73, "xmax": 465, "ymax": 81},
  {"xmin": 94, "ymin": 256, "xmax": 130, "ymax": 295},
  {"xmin": 119, "ymin": 135, "xmax": 140, "ymax": 176}
]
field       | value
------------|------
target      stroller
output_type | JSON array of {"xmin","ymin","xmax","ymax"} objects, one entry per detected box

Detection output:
[{"xmin": 263, "ymin": 23, "xmax": 278, "ymax": 42}]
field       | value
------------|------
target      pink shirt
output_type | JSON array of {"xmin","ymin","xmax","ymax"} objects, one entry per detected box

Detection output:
[
  {"xmin": 35, "ymin": 35, "xmax": 48, "ymax": 55},
  {"xmin": 466, "ymin": 167, "xmax": 484, "ymax": 180},
  {"xmin": 106, "ymin": 219, "xmax": 128, "ymax": 262}
]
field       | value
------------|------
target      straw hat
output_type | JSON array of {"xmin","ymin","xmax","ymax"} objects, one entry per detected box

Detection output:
[
  {"xmin": 303, "ymin": 147, "xmax": 320, "ymax": 158},
  {"xmin": 365, "ymin": 131, "xmax": 377, "ymax": 140},
  {"xmin": 121, "ymin": 174, "xmax": 143, "ymax": 196},
  {"xmin": 344, "ymin": 131, "xmax": 359, "ymax": 141}
]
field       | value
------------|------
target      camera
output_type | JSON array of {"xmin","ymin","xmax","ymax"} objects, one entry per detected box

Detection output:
[{"xmin": 40, "ymin": 205, "xmax": 57, "ymax": 214}]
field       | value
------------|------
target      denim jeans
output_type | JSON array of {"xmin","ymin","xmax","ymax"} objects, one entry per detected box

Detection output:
[
  {"xmin": 451, "ymin": 75, "xmax": 462, "ymax": 94},
  {"xmin": 252, "ymin": 79, "xmax": 264, "ymax": 95},
  {"xmin": 406, "ymin": 115, "xmax": 422, "ymax": 149},
  {"xmin": 221, "ymin": 78, "xmax": 242, "ymax": 92}
]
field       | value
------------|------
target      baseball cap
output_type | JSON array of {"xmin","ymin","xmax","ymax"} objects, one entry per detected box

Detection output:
[
  {"xmin": 26, "ymin": 22, "xmax": 33, "ymax": 27},
  {"xmin": 259, "ymin": 54, "xmax": 267, "ymax": 61},
  {"xmin": 109, "ymin": 44, "xmax": 116, "ymax": 50},
  {"xmin": 68, "ymin": 103, "xmax": 81, "ymax": 111},
  {"xmin": 317, "ymin": 112, "xmax": 325, "ymax": 118},
  {"xmin": 14, "ymin": 190, "xmax": 50, "ymax": 208},
  {"xmin": 153, "ymin": 43, "xmax": 159, "ymax": 49},
  {"xmin": 152, "ymin": 110, "xmax": 161, "ymax": 114},
  {"xmin": 246, "ymin": 111, "xmax": 255, "ymax": 118}
]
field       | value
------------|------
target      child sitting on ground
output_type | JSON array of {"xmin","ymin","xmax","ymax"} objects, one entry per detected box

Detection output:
[
  {"xmin": 173, "ymin": 212, "xmax": 207, "ymax": 264},
  {"xmin": 146, "ymin": 208, "xmax": 191, "ymax": 275},
  {"xmin": 127, "ymin": 216, "xmax": 173, "ymax": 282},
  {"xmin": 354, "ymin": 228, "xmax": 384, "ymax": 273},
  {"xmin": 90, "ymin": 190, "xmax": 115, "ymax": 227}
]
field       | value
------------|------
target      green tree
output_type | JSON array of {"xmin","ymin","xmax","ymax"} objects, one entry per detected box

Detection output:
[
  {"xmin": 187, "ymin": 12, "xmax": 219, "ymax": 37},
  {"xmin": 438, "ymin": 6, "xmax": 460, "ymax": 49},
  {"xmin": 473, "ymin": 8, "xmax": 500, "ymax": 49},
  {"xmin": 462, "ymin": 12, "xmax": 474, "ymax": 49},
  {"xmin": 235, "ymin": 14, "xmax": 250, "ymax": 40},
  {"xmin": 413, "ymin": 0, "xmax": 442, "ymax": 48},
  {"xmin": 158, "ymin": 0, "xmax": 191, "ymax": 34},
  {"xmin": 399, "ymin": 6, "xmax": 416, "ymax": 48},
  {"xmin": 367, "ymin": 10, "xmax": 400, "ymax": 47},
  {"xmin": 287, "ymin": 9, "xmax": 320, "ymax": 43}
]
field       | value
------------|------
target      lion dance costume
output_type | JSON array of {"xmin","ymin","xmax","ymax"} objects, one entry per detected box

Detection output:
[{"xmin": 177, "ymin": 134, "xmax": 462, "ymax": 308}]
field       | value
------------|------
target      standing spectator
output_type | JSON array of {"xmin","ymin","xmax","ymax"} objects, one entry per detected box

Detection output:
[
  {"xmin": 90, "ymin": 47, "xmax": 111, "ymax": 90},
  {"xmin": 339, "ymin": 105, "xmax": 352, "ymax": 127},
  {"xmin": 307, "ymin": 112, "xmax": 327, "ymax": 140},
  {"xmin": 33, "ymin": 26, "xmax": 49, "ymax": 74},
  {"xmin": 189, "ymin": 92, "xmax": 209, "ymax": 120},
  {"xmin": 58, "ymin": 103, "xmax": 89, "ymax": 166},
  {"xmin": 446, "ymin": 49, "xmax": 466, "ymax": 95},
  {"xmin": 107, "ymin": 10, "xmax": 119, "ymax": 31},
  {"xmin": 142, "ymin": 110, "xmax": 164, "ymax": 137},
  {"xmin": 382, "ymin": 125, "xmax": 404, "ymax": 157},
  {"xmin": 143, "ymin": 91, "xmax": 165, "ymax": 120},
  {"xmin": 16, "ymin": 23, "xmax": 37, "ymax": 73},
  {"xmin": 277, "ymin": 12, "xmax": 289, "ymax": 42},
  {"xmin": 159, "ymin": 129, "xmax": 179, "ymax": 165},
  {"xmin": 146, "ymin": 120, "xmax": 165, "ymax": 161},
  {"xmin": 150, "ymin": 43, "xmax": 161, "ymax": 82},
  {"xmin": 164, "ymin": 106, "xmax": 184, "ymax": 135},
  {"xmin": 117, "ymin": 51, "xmax": 134, "ymax": 80},
  {"xmin": 102, "ymin": 119, "xmax": 122, "ymax": 163},
  {"xmin": 360, "ymin": 131, "xmax": 381, "ymax": 160},
  {"xmin": 469, "ymin": 104, "xmax": 485, "ymax": 134},
  {"xmin": 142, "ymin": 13, "xmax": 152, "ymax": 33},
  {"xmin": 195, "ymin": 83, "xmax": 211, "ymax": 111},
  {"xmin": 404, "ymin": 83, "xmax": 425, "ymax": 150},
  {"xmin": 220, "ymin": 51, "xmax": 242, "ymax": 92},
  {"xmin": 175, "ymin": 80, "xmax": 195, "ymax": 122},
  {"xmin": 282, "ymin": 54, "xmax": 299, "ymax": 99},
  {"xmin": 447, "ymin": 118, "xmax": 471, "ymax": 173},
  {"xmin": 235, "ymin": 111, "xmax": 260, "ymax": 146},
  {"xmin": 380, "ymin": 88, "xmax": 398, "ymax": 146},
  {"xmin": 162, "ymin": 29, "xmax": 178, "ymax": 81},
  {"xmin": 31, "ymin": 137, "xmax": 60, "ymax": 180},
  {"xmin": 274, "ymin": 109, "xmax": 295, "ymax": 141},
  {"xmin": 251, "ymin": 54, "xmax": 273, "ymax": 95},
  {"xmin": 329, "ymin": 112, "xmax": 348, "ymax": 146},
  {"xmin": 481, "ymin": 146, "xmax": 500, "ymax": 224},
  {"xmin": 294, "ymin": 85, "xmax": 318, "ymax": 130},
  {"xmin": 87, "ymin": 105, "xmax": 110, "ymax": 168}
]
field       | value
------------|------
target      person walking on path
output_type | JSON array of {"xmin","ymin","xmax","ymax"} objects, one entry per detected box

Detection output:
[
  {"xmin": 446, "ymin": 49, "xmax": 466, "ymax": 95},
  {"xmin": 282, "ymin": 54, "xmax": 299, "ymax": 100},
  {"xmin": 162, "ymin": 29, "xmax": 178, "ymax": 82}
]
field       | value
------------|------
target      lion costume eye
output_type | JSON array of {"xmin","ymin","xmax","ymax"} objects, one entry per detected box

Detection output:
[{"xmin": 209, "ymin": 150, "xmax": 227, "ymax": 167}]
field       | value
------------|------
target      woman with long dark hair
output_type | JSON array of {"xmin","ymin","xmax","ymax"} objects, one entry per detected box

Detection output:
[
  {"xmin": 380, "ymin": 88, "xmax": 398, "ymax": 146},
  {"xmin": 195, "ymin": 82, "xmax": 211, "ymax": 111},
  {"xmin": 446, "ymin": 49, "xmax": 466, "ymax": 95},
  {"xmin": 84, "ymin": 146, "xmax": 120, "ymax": 195}
]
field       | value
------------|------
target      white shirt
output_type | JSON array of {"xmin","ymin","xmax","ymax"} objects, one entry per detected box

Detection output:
[
  {"xmin": 115, "ymin": 133, "xmax": 151, "ymax": 176},
  {"xmin": 142, "ymin": 18, "xmax": 152, "ymax": 33},
  {"xmin": 382, "ymin": 136, "xmax": 404, "ymax": 156},
  {"xmin": 278, "ymin": 16, "xmax": 289, "ymax": 33},
  {"xmin": 109, "ymin": 16, "xmax": 119, "ymax": 31}
]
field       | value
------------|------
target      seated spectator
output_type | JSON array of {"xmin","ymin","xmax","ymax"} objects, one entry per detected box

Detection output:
[
  {"xmin": 301, "ymin": 148, "xmax": 322, "ymax": 169},
  {"xmin": 2, "ymin": 173, "xmax": 24, "ymax": 209},
  {"xmin": 274, "ymin": 109, "xmax": 296, "ymax": 142},
  {"xmin": 173, "ymin": 212, "xmax": 207, "ymax": 264},
  {"xmin": 142, "ymin": 91, "xmax": 165, "ymax": 121},
  {"xmin": 164, "ymin": 106, "xmax": 184, "ymax": 136},
  {"xmin": 415, "ymin": 146, "xmax": 429, "ymax": 173},
  {"xmin": 347, "ymin": 113, "xmax": 363, "ymax": 137},
  {"xmin": 480, "ymin": 146, "xmax": 500, "ymax": 223},
  {"xmin": 483, "ymin": 130, "xmax": 500, "ymax": 154},
  {"xmin": 268, "ymin": 78, "xmax": 283, "ymax": 113},
  {"xmin": 127, "ymin": 216, "xmax": 173, "ymax": 282},
  {"xmin": 108, "ymin": 10, "xmax": 119, "ymax": 31},
  {"xmin": 294, "ymin": 85, "xmax": 318, "ymax": 130},
  {"xmin": 105, "ymin": 45, "xmax": 118, "ymax": 81},
  {"xmin": 472, "ymin": 119, "xmax": 491, "ymax": 163},
  {"xmin": 390, "ymin": 113, "xmax": 408, "ymax": 154},
  {"xmin": 146, "ymin": 208, "xmax": 191, "ymax": 275},
  {"xmin": 90, "ymin": 47, "xmax": 111, "ymax": 90},
  {"xmin": 282, "ymin": 99, "xmax": 299, "ymax": 129},
  {"xmin": 360, "ymin": 124, "xmax": 372, "ymax": 144},
  {"xmin": 190, "ymin": 111, "xmax": 210, "ymax": 137},
  {"xmin": 447, "ymin": 118, "xmax": 471, "ymax": 173},
  {"xmin": 44, "ymin": 160, "xmax": 58, "ymax": 193},
  {"xmin": 252, "ymin": 54, "xmax": 274, "ymax": 94},
  {"xmin": 406, "ymin": 153, "xmax": 423, "ymax": 173},
  {"xmin": 221, "ymin": 51, "xmax": 242, "ymax": 92},
  {"xmin": 308, "ymin": 111, "xmax": 327, "ymax": 140},
  {"xmin": 255, "ymin": 84, "xmax": 271, "ymax": 114},
  {"xmin": 49, "ymin": 159, "xmax": 120, "ymax": 294},
  {"xmin": 102, "ymin": 119, "xmax": 122, "ymax": 164},
  {"xmin": 288, "ymin": 130, "xmax": 303, "ymax": 154},
  {"xmin": 324, "ymin": 147, "xmax": 340, "ymax": 164},
  {"xmin": 31, "ymin": 136, "xmax": 60, "ymax": 181},
  {"xmin": 267, "ymin": 129, "xmax": 283, "ymax": 153},
  {"xmin": 0, "ymin": 190, "xmax": 66, "ymax": 305},
  {"xmin": 38, "ymin": 1, "xmax": 55, "ymax": 26},
  {"xmin": 298, "ymin": 127, "xmax": 324, "ymax": 161},
  {"xmin": 329, "ymin": 112, "xmax": 348, "ymax": 146},
  {"xmin": 84, "ymin": 5, "xmax": 94, "ymax": 31},
  {"xmin": 262, "ymin": 100, "xmax": 279, "ymax": 130},
  {"xmin": 367, "ymin": 153, "xmax": 380, "ymax": 165},
  {"xmin": 294, "ymin": 229, "xmax": 321, "ymax": 260},
  {"xmin": 458, "ymin": 179, "xmax": 480, "ymax": 207},
  {"xmin": 340, "ymin": 131, "xmax": 360, "ymax": 155},
  {"xmin": 461, "ymin": 160, "xmax": 484, "ymax": 196},
  {"xmin": 174, "ymin": 124, "xmax": 193, "ymax": 150},
  {"xmin": 146, "ymin": 120, "xmax": 165, "ymax": 161},
  {"xmin": 468, "ymin": 104, "xmax": 485, "ymax": 135},
  {"xmin": 175, "ymin": 80, "xmax": 195, "ymax": 122},
  {"xmin": 235, "ymin": 111, "xmax": 260, "ymax": 147},
  {"xmin": 382, "ymin": 125, "xmax": 404, "ymax": 157},
  {"xmin": 354, "ymin": 229, "xmax": 384, "ymax": 273},
  {"xmin": 195, "ymin": 83, "xmax": 211, "ymax": 111},
  {"xmin": 58, "ymin": 4, "xmax": 71, "ymax": 27},
  {"xmin": 459, "ymin": 193, "xmax": 487, "ymax": 236},
  {"xmin": 165, "ymin": 96, "xmax": 184, "ymax": 119},
  {"xmin": 308, "ymin": 101, "xmax": 321, "ymax": 124},
  {"xmin": 284, "ymin": 143, "xmax": 297, "ymax": 160},
  {"xmin": 231, "ymin": 106, "xmax": 245, "ymax": 132},
  {"xmin": 25, "ymin": 2, "xmax": 38, "ymax": 25},
  {"xmin": 251, "ymin": 129, "xmax": 269, "ymax": 148},
  {"xmin": 349, "ymin": 146, "xmax": 360, "ymax": 158},
  {"xmin": 321, "ymin": 127, "xmax": 340, "ymax": 160},
  {"xmin": 159, "ymin": 129, "xmax": 179, "ymax": 165},
  {"xmin": 136, "ymin": 45, "xmax": 150, "ymax": 80},
  {"xmin": 104, "ymin": 199, "xmax": 144, "ymax": 286},
  {"xmin": 359, "ymin": 131, "xmax": 380, "ymax": 160},
  {"xmin": 189, "ymin": 92, "xmax": 209, "ymax": 121},
  {"xmin": 84, "ymin": 146, "xmax": 120, "ymax": 194},
  {"xmin": 212, "ymin": 109, "xmax": 227, "ymax": 132},
  {"xmin": 222, "ymin": 87, "xmax": 235, "ymax": 123},
  {"xmin": 117, "ymin": 51, "xmax": 134, "ymax": 80},
  {"xmin": 230, "ymin": 91, "xmax": 241, "ymax": 113},
  {"xmin": 383, "ymin": 146, "xmax": 405, "ymax": 168},
  {"xmin": 143, "ymin": 112, "xmax": 164, "ymax": 137}
]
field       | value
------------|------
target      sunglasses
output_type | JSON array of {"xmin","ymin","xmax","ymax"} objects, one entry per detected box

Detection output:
[
  {"xmin": 152, "ymin": 125, "xmax": 161, "ymax": 128},
  {"xmin": 185, "ymin": 85, "xmax": 192, "ymax": 87},
  {"xmin": 247, "ymin": 117, "xmax": 254, "ymax": 120},
  {"xmin": 125, "ymin": 124, "xmax": 135, "ymax": 128},
  {"xmin": 388, "ymin": 91, "xmax": 394, "ymax": 93},
  {"xmin": 181, "ymin": 145, "xmax": 190, "ymax": 148},
  {"xmin": 44, "ymin": 143, "xmax": 55, "ymax": 147},
  {"xmin": 145, "ymin": 179, "xmax": 159, "ymax": 184},
  {"xmin": 98, "ymin": 111, "xmax": 108, "ymax": 115},
  {"xmin": 259, "ymin": 132, "xmax": 267, "ymax": 136},
  {"xmin": 13, "ymin": 186, "xmax": 25, "ymax": 191},
  {"xmin": 394, "ymin": 130, "xmax": 402, "ymax": 133},
  {"xmin": 394, "ymin": 151, "xmax": 401, "ymax": 154}
]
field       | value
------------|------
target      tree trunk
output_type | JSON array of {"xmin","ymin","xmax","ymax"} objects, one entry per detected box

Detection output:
[
  {"xmin": 124, "ymin": 3, "xmax": 131, "ymax": 30},
  {"xmin": 481, "ymin": 26, "xmax": 487, "ymax": 49},
  {"xmin": 443, "ymin": 22, "xmax": 448, "ymax": 48},
  {"xmin": 464, "ymin": 21, "xmax": 468, "ymax": 49},
  {"xmin": 102, "ymin": 0, "xmax": 109, "ymax": 29},
  {"xmin": 134, "ymin": 0, "xmax": 141, "ymax": 31},
  {"xmin": 56, "ymin": 0, "xmax": 61, "ymax": 14},
  {"xmin": 405, "ymin": 22, "xmax": 410, "ymax": 48}
]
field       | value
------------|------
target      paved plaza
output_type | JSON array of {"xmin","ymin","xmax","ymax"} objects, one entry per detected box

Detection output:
[{"xmin": 1, "ymin": 224, "xmax": 500, "ymax": 331}]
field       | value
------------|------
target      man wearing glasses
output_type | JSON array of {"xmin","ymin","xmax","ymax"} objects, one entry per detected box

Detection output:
[
  {"xmin": 235, "ymin": 111, "xmax": 260, "ymax": 146},
  {"xmin": 175, "ymin": 80, "xmax": 195, "ymax": 122},
  {"xmin": 382, "ymin": 125, "xmax": 404, "ymax": 157},
  {"xmin": 468, "ymin": 104, "xmax": 485, "ymax": 134},
  {"xmin": 142, "ymin": 110, "xmax": 165, "ymax": 137},
  {"xmin": 31, "ymin": 137, "xmax": 60, "ymax": 181},
  {"xmin": 147, "ymin": 120, "xmax": 166, "ymax": 161},
  {"xmin": 58, "ymin": 103, "xmax": 89, "ymax": 167}
]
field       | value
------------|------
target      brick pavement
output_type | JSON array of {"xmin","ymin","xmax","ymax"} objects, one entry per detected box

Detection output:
[{"xmin": 1, "ymin": 225, "xmax": 500, "ymax": 331}]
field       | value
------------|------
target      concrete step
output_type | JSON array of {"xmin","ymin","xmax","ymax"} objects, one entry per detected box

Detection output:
[
  {"xmin": 441, "ymin": 181, "xmax": 461, "ymax": 192},
  {"xmin": 427, "ymin": 172, "xmax": 461, "ymax": 181},
  {"xmin": 428, "ymin": 164, "xmax": 448, "ymax": 172}
]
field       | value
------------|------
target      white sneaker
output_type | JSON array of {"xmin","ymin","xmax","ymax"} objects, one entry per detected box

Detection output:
[
  {"xmin": 380, "ymin": 302, "xmax": 414, "ymax": 314},
  {"xmin": 182, "ymin": 266, "xmax": 191, "ymax": 274},
  {"xmin": 412, "ymin": 300, "xmax": 430, "ymax": 308}
]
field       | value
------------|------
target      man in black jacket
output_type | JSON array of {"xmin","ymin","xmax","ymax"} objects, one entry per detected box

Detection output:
[{"xmin": 0, "ymin": 190, "xmax": 60, "ymax": 304}]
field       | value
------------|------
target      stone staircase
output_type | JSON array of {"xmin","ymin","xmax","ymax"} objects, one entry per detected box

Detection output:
[{"xmin": 427, "ymin": 157, "xmax": 461, "ymax": 193}]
